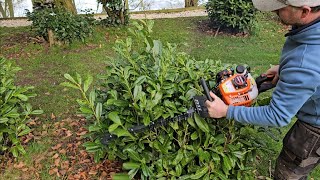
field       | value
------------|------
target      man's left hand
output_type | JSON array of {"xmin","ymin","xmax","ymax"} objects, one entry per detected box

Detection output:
[{"xmin": 205, "ymin": 92, "xmax": 229, "ymax": 118}]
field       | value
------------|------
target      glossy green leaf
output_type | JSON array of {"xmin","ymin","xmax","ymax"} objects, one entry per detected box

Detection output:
[
  {"xmin": 112, "ymin": 173, "xmax": 130, "ymax": 180},
  {"xmin": 15, "ymin": 94, "xmax": 28, "ymax": 101},
  {"xmin": 125, "ymin": 149, "xmax": 141, "ymax": 162},
  {"xmin": 31, "ymin": 110, "xmax": 44, "ymax": 115},
  {"xmin": 95, "ymin": 103, "xmax": 102, "ymax": 120},
  {"xmin": 83, "ymin": 75, "xmax": 93, "ymax": 92},
  {"xmin": 108, "ymin": 123, "xmax": 119, "ymax": 133},
  {"xmin": 172, "ymin": 149, "xmax": 183, "ymax": 165},
  {"xmin": 60, "ymin": 82, "xmax": 79, "ymax": 89},
  {"xmin": 123, "ymin": 162, "xmax": 141, "ymax": 170},
  {"xmin": 191, "ymin": 131, "xmax": 199, "ymax": 140},
  {"xmin": 64, "ymin": 74, "xmax": 77, "ymax": 84},
  {"xmin": 108, "ymin": 111, "xmax": 122, "ymax": 125},
  {"xmin": 189, "ymin": 166, "xmax": 209, "ymax": 179},
  {"xmin": 194, "ymin": 113, "xmax": 210, "ymax": 133},
  {"xmin": 113, "ymin": 128, "xmax": 131, "ymax": 138},
  {"xmin": 18, "ymin": 127, "xmax": 31, "ymax": 137}
]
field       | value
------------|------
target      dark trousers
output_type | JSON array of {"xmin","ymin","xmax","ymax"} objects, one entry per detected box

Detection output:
[{"xmin": 274, "ymin": 120, "xmax": 320, "ymax": 180}]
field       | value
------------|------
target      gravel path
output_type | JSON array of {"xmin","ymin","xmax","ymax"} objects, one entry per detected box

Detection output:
[{"xmin": 0, "ymin": 9, "xmax": 207, "ymax": 27}]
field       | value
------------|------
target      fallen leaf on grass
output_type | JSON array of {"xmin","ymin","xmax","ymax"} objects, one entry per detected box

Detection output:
[
  {"xmin": 52, "ymin": 143, "xmax": 62, "ymax": 150},
  {"xmin": 14, "ymin": 162, "xmax": 25, "ymax": 169},
  {"xmin": 54, "ymin": 158, "xmax": 61, "ymax": 167},
  {"xmin": 52, "ymin": 153, "xmax": 59, "ymax": 159},
  {"xmin": 80, "ymin": 159, "xmax": 91, "ymax": 164},
  {"xmin": 49, "ymin": 168, "xmax": 58, "ymax": 175},
  {"xmin": 27, "ymin": 120, "xmax": 37, "ymax": 126},
  {"xmin": 89, "ymin": 170, "xmax": 98, "ymax": 175},
  {"xmin": 59, "ymin": 149, "xmax": 67, "ymax": 155},
  {"xmin": 76, "ymin": 131, "xmax": 87, "ymax": 136},
  {"xmin": 51, "ymin": 113, "xmax": 56, "ymax": 120},
  {"xmin": 65, "ymin": 130, "xmax": 73, "ymax": 138},
  {"xmin": 22, "ymin": 167, "xmax": 29, "ymax": 172}
]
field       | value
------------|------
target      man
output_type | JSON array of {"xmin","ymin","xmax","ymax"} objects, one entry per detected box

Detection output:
[{"xmin": 205, "ymin": 0, "xmax": 320, "ymax": 179}]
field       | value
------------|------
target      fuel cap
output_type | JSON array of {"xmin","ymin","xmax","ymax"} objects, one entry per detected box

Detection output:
[{"xmin": 236, "ymin": 65, "xmax": 245, "ymax": 74}]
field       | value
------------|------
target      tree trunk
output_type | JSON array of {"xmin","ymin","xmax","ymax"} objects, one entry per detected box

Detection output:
[
  {"xmin": 124, "ymin": 0, "xmax": 129, "ymax": 10},
  {"xmin": 0, "ymin": 4, "xmax": 6, "ymax": 18},
  {"xmin": 48, "ymin": 29, "xmax": 55, "ymax": 47},
  {"xmin": 119, "ymin": 9, "xmax": 124, "ymax": 24},
  {"xmin": 54, "ymin": 0, "xmax": 77, "ymax": 14},
  {"xmin": 6, "ymin": 0, "xmax": 14, "ymax": 17},
  {"xmin": 185, "ymin": 0, "xmax": 198, "ymax": 7}
]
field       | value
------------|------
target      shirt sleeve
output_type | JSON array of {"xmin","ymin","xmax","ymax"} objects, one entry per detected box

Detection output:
[{"xmin": 226, "ymin": 66, "xmax": 320, "ymax": 127}]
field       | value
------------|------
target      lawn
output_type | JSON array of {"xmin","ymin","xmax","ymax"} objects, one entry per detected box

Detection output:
[{"xmin": 1, "ymin": 12, "xmax": 320, "ymax": 179}]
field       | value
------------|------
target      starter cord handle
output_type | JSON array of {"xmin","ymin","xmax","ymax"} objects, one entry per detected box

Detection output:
[{"xmin": 201, "ymin": 78, "xmax": 213, "ymax": 102}]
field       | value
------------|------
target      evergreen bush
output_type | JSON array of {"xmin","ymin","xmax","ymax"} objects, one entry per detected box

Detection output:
[{"xmin": 206, "ymin": 0, "xmax": 257, "ymax": 33}]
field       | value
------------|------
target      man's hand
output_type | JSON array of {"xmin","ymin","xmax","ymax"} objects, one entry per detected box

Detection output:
[
  {"xmin": 266, "ymin": 65, "xmax": 279, "ymax": 84},
  {"xmin": 205, "ymin": 92, "xmax": 229, "ymax": 118}
]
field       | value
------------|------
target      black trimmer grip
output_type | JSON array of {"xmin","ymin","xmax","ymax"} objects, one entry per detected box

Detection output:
[{"xmin": 200, "ymin": 78, "xmax": 213, "ymax": 102}]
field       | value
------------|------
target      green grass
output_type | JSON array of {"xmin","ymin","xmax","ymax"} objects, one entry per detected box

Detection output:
[{"xmin": 1, "ymin": 12, "xmax": 319, "ymax": 179}]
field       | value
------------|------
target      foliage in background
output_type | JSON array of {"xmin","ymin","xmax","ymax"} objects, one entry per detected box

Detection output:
[
  {"xmin": 205, "ymin": 0, "xmax": 257, "ymax": 33},
  {"xmin": 26, "ymin": 7, "xmax": 95, "ymax": 44},
  {"xmin": 62, "ymin": 20, "xmax": 273, "ymax": 179},
  {"xmin": 32, "ymin": 0, "xmax": 77, "ymax": 14},
  {"xmin": 0, "ymin": 57, "xmax": 43, "ymax": 158},
  {"xmin": 98, "ymin": 0, "xmax": 129, "ymax": 26}
]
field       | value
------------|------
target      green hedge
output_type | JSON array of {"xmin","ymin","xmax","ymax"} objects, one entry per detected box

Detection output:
[
  {"xmin": 206, "ymin": 0, "xmax": 257, "ymax": 33},
  {"xmin": 0, "ymin": 57, "xmax": 43, "ymax": 157}
]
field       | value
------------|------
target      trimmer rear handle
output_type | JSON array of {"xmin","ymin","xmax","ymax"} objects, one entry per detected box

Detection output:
[{"xmin": 255, "ymin": 74, "xmax": 276, "ymax": 93}]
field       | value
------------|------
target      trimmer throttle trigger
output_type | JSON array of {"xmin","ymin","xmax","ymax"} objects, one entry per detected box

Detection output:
[
  {"xmin": 255, "ymin": 74, "xmax": 275, "ymax": 94},
  {"xmin": 200, "ymin": 78, "xmax": 213, "ymax": 102}
]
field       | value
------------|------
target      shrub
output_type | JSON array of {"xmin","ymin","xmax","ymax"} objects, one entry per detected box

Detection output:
[
  {"xmin": 26, "ymin": 7, "xmax": 95, "ymax": 44},
  {"xmin": 0, "ymin": 57, "xmax": 43, "ymax": 157},
  {"xmin": 206, "ymin": 0, "xmax": 257, "ymax": 33},
  {"xmin": 62, "ymin": 20, "xmax": 270, "ymax": 179},
  {"xmin": 97, "ymin": 0, "xmax": 129, "ymax": 26}
]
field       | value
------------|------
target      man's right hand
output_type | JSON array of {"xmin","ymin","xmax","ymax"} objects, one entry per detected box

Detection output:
[{"xmin": 266, "ymin": 65, "xmax": 279, "ymax": 84}]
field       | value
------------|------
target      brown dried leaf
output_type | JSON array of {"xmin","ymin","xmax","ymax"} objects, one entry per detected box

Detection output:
[
  {"xmin": 74, "ymin": 174, "xmax": 81, "ymax": 179},
  {"xmin": 52, "ymin": 153, "xmax": 59, "ymax": 159},
  {"xmin": 89, "ymin": 170, "xmax": 98, "ymax": 175},
  {"xmin": 69, "ymin": 122, "xmax": 79, "ymax": 127},
  {"xmin": 60, "ymin": 170, "xmax": 67, "ymax": 175},
  {"xmin": 76, "ymin": 131, "xmax": 87, "ymax": 136},
  {"xmin": 80, "ymin": 159, "xmax": 91, "ymax": 164},
  {"xmin": 51, "ymin": 113, "xmax": 56, "ymax": 120},
  {"xmin": 14, "ymin": 162, "xmax": 25, "ymax": 169},
  {"xmin": 41, "ymin": 130, "xmax": 48, "ymax": 136},
  {"xmin": 49, "ymin": 168, "xmax": 58, "ymax": 175},
  {"xmin": 65, "ymin": 130, "xmax": 73, "ymax": 138},
  {"xmin": 52, "ymin": 143, "xmax": 62, "ymax": 150},
  {"xmin": 54, "ymin": 158, "xmax": 60, "ymax": 167},
  {"xmin": 28, "ymin": 120, "xmax": 37, "ymax": 126},
  {"xmin": 59, "ymin": 149, "xmax": 67, "ymax": 155},
  {"xmin": 100, "ymin": 171, "xmax": 108, "ymax": 178},
  {"xmin": 61, "ymin": 160, "xmax": 70, "ymax": 169},
  {"xmin": 22, "ymin": 168, "xmax": 29, "ymax": 172}
]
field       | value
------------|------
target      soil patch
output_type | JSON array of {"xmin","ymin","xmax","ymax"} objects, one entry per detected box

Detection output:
[{"xmin": 197, "ymin": 19, "xmax": 249, "ymax": 37}]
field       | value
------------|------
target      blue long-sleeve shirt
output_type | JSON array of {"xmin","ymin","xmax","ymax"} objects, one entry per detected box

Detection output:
[{"xmin": 227, "ymin": 19, "xmax": 320, "ymax": 127}]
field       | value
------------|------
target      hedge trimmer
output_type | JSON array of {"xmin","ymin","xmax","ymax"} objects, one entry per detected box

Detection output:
[{"xmin": 101, "ymin": 65, "xmax": 274, "ymax": 145}]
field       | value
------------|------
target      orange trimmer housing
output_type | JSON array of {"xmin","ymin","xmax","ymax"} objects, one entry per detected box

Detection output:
[{"xmin": 216, "ymin": 73, "xmax": 258, "ymax": 107}]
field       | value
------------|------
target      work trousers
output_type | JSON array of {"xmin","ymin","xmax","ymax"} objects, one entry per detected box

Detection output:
[{"xmin": 274, "ymin": 120, "xmax": 320, "ymax": 180}]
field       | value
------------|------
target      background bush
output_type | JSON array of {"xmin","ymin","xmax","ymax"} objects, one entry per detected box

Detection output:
[
  {"xmin": 97, "ymin": 0, "xmax": 129, "ymax": 26},
  {"xmin": 63, "ymin": 20, "xmax": 271, "ymax": 179},
  {"xmin": 26, "ymin": 7, "xmax": 95, "ymax": 44},
  {"xmin": 0, "ymin": 57, "xmax": 43, "ymax": 157},
  {"xmin": 206, "ymin": 0, "xmax": 257, "ymax": 33}
]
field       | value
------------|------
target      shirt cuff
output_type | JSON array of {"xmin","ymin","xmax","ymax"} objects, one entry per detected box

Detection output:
[{"xmin": 226, "ymin": 105, "xmax": 235, "ymax": 120}]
